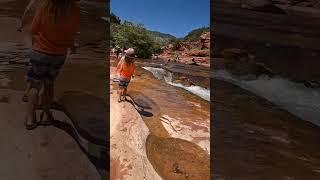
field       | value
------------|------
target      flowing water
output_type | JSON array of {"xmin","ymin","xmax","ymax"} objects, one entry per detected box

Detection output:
[
  {"xmin": 213, "ymin": 69, "xmax": 320, "ymax": 179},
  {"xmin": 213, "ymin": 69, "xmax": 320, "ymax": 126},
  {"xmin": 212, "ymin": 78, "xmax": 320, "ymax": 179},
  {"xmin": 142, "ymin": 66, "xmax": 210, "ymax": 101}
]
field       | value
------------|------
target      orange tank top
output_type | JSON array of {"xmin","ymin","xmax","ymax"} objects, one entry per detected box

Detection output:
[
  {"xmin": 119, "ymin": 62, "xmax": 136, "ymax": 79},
  {"xmin": 31, "ymin": 3, "xmax": 80, "ymax": 55}
]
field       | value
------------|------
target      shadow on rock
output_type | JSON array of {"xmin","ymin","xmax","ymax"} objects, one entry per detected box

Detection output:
[
  {"xmin": 126, "ymin": 90, "xmax": 160, "ymax": 118},
  {"xmin": 49, "ymin": 90, "xmax": 108, "ymax": 177}
]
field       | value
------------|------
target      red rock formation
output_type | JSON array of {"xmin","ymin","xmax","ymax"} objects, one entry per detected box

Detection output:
[
  {"xmin": 188, "ymin": 49, "xmax": 210, "ymax": 57},
  {"xmin": 200, "ymin": 32, "xmax": 210, "ymax": 49},
  {"xmin": 158, "ymin": 32, "xmax": 210, "ymax": 67}
]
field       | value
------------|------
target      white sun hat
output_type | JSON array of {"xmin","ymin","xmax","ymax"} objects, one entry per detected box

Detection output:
[{"xmin": 124, "ymin": 48, "xmax": 135, "ymax": 56}]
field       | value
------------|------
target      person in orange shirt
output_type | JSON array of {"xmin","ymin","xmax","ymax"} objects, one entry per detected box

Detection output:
[
  {"xmin": 116, "ymin": 48, "xmax": 136, "ymax": 102},
  {"xmin": 24, "ymin": 0, "xmax": 80, "ymax": 130},
  {"xmin": 19, "ymin": 0, "xmax": 80, "ymax": 103}
]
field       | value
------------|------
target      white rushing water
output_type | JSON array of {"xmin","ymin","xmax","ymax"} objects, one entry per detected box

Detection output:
[
  {"xmin": 213, "ymin": 69, "xmax": 320, "ymax": 126},
  {"xmin": 142, "ymin": 67, "xmax": 210, "ymax": 101}
]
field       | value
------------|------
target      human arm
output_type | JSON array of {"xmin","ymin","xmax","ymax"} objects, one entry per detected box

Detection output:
[
  {"xmin": 30, "ymin": 6, "xmax": 41, "ymax": 36},
  {"xmin": 116, "ymin": 63, "xmax": 123, "ymax": 77},
  {"xmin": 116, "ymin": 62, "xmax": 121, "ymax": 75},
  {"xmin": 116, "ymin": 57, "xmax": 124, "ymax": 73},
  {"xmin": 18, "ymin": 0, "xmax": 37, "ymax": 32},
  {"xmin": 131, "ymin": 64, "xmax": 136, "ymax": 79}
]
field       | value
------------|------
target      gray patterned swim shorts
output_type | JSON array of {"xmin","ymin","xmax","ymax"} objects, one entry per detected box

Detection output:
[
  {"xmin": 26, "ymin": 50, "xmax": 66, "ymax": 82},
  {"xmin": 118, "ymin": 77, "xmax": 130, "ymax": 88}
]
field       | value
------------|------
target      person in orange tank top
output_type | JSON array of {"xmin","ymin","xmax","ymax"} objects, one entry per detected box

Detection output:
[
  {"xmin": 19, "ymin": 0, "xmax": 80, "ymax": 103},
  {"xmin": 24, "ymin": 0, "xmax": 80, "ymax": 130},
  {"xmin": 116, "ymin": 48, "xmax": 136, "ymax": 102}
]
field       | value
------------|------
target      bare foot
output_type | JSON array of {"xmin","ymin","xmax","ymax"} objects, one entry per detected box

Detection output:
[
  {"xmin": 24, "ymin": 113, "xmax": 38, "ymax": 130},
  {"xmin": 39, "ymin": 111, "xmax": 54, "ymax": 126}
]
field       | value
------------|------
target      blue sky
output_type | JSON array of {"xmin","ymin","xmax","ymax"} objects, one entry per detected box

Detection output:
[{"xmin": 110, "ymin": 0, "xmax": 210, "ymax": 38}]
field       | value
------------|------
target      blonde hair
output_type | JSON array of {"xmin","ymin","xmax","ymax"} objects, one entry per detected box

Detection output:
[{"xmin": 124, "ymin": 56, "xmax": 134, "ymax": 65}]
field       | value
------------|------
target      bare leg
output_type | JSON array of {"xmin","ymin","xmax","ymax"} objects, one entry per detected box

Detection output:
[
  {"xmin": 24, "ymin": 81, "xmax": 31, "ymax": 95},
  {"xmin": 38, "ymin": 79, "xmax": 54, "ymax": 125},
  {"xmin": 25, "ymin": 85, "xmax": 38, "ymax": 129},
  {"xmin": 26, "ymin": 88, "xmax": 38, "ymax": 120},
  {"xmin": 49, "ymin": 81, "xmax": 54, "ymax": 105},
  {"xmin": 123, "ymin": 88, "xmax": 128, "ymax": 101},
  {"xmin": 123, "ymin": 88, "xmax": 127, "ymax": 97},
  {"xmin": 121, "ymin": 88, "xmax": 124, "ymax": 100},
  {"xmin": 38, "ymin": 81, "xmax": 45, "ymax": 106},
  {"xmin": 42, "ymin": 80, "xmax": 54, "ymax": 121},
  {"xmin": 22, "ymin": 81, "xmax": 31, "ymax": 102},
  {"xmin": 118, "ymin": 87, "xmax": 122, "ymax": 102}
]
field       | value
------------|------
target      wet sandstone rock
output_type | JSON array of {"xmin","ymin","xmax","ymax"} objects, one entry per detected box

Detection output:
[
  {"xmin": 221, "ymin": 48, "xmax": 275, "ymax": 77},
  {"xmin": 213, "ymin": 0, "xmax": 320, "ymax": 82}
]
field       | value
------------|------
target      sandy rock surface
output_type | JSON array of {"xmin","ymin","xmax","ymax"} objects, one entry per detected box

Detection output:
[
  {"xmin": 0, "ymin": 89, "xmax": 100, "ymax": 180},
  {"xmin": 110, "ymin": 67, "xmax": 162, "ymax": 180}
]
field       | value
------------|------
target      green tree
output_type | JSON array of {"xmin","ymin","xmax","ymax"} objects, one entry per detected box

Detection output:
[
  {"xmin": 184, "ymin": 27, "xmax": 210, "ymax": 41},
  {"xmin": 169, "ymin": 38, "xmax": 183, "ymax": 51},
  {"xmin": 113, "ymin": 21, "xmax": 161, "ymax": 58}
]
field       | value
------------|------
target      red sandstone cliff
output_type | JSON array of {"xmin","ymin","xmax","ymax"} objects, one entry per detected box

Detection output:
[{"xmin": 158, "ymin": 32, "xmax": 210, "ymax": 67}]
